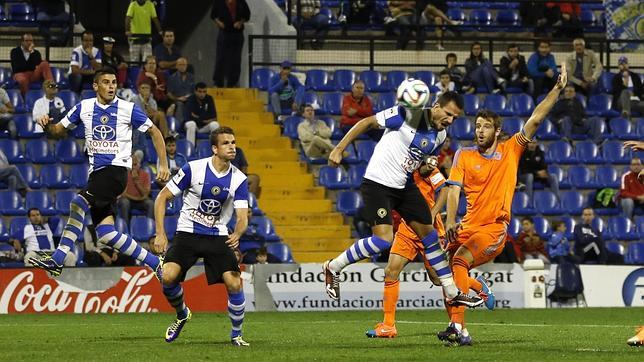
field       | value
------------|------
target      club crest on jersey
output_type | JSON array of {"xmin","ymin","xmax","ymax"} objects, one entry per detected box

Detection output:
[
  {"xmin": 377, "ymin": 208, "xmax": 387, "ymax": 218},
  {"xmin": 420, "ymin": 138, "xmax": 429, "ymax": 148},
  {"xmin": 211, "ymin": 186, "xmax": 221, "ymax": 196},
  {"xmin": 100, "ymin": 115, "xmax": 109, "ymax": 124}
]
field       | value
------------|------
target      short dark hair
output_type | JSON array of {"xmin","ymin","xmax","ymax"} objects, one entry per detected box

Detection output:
[
  {"xmin": 164, "ymin": 136, "xmax": 176, "ymax": 144},
  {"xmin": 210, "ymin": 126, "xmax": 235, "ymax": 146},
  {"xmin": 162, "ymin": 28, "xmax": 174, "ymax": 36},
  {"xmin": 538, "ymin": 39, "xmax": 550, "ymax": 47},
  {"xmin": 439, "ymin": 69, "xmax": 451, "ymax": 77},
  {"xmin": 507, "ymin": 43, "xmax": 518, "ymax": 50},
  {"xmin": 551, "ymin": 220, "xmax": 564, "ymax": 230},
  {"xmin": 93, "ymin": 67, "xmax": 117, "ymax": 83},
  {"xmin": 81, "ymin": 30, "xmax": 93, "ymax": 38},
  {"xmin": 195, "ymin": 82, "xmax": 207, "ymax": 90},
  {"xmin": 27, "ymin": 208, "xmax": 40, "ymax": 216},
  {"xmin": 475, "ymin": 109, "xmax": 502, "ymax": 130},
  {"xmin": 22, "ymin": 33, "xmax": 32, "ymax": 41},
  {"xmin": 446, "ymin": 53, "xmax": 457, "ymax": 62},
  {"xmin": 583, "ymin": 207, "xmax": 594, "ymax": 213},
  {"xmin": 436, "ymin": 91, "xmax": 464, "ymax": 111},
  {"xmin": 521, "ymin": 216, "xmax": 534, "ymax": 224}
]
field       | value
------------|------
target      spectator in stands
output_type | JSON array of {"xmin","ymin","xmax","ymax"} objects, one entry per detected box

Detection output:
[
  {"xmin": 0, "ymin": 87, "xmax": 16, "ymax": 139},
  {"xmin": 136, "ymin": 55, "xmax": 170, "ymax": 110},
  {"xmin": 117, "ymin": 155, "xmax": 154, "ymax": 220},
  {"xmin": 519, "ymin": 140, "xmax": 560, "ymax": 199},
  {"xmin": 433, "ymin": 70, "xmax": 455, "ymax": 99},
  {"xmin": 546, "ymin": 2, "xmax": 582, "ymax": 38},
  {"xmin": 494, "ymin": 234, "xmax": 519, "ymax": 263},
  {"xmin": 443, "ymin": 53, "xmax": 466, "ymax": 92},
  {"xmin": 340, "ymin": 80, "xmax": 375, "ymax": 136},
  {"xmin": 292, "ymin": 0, "xmax": 329, "ymax": 50},
  {"xmin": 255, "ymin": 245, "xmax": 269, "ymax": 264},
  {"xmin": 10, "ymin": 33, "xmax": 53, "ymax": 96},
  {"xmin": 388, "ymin": 1, "xmax": 422, "ymax": 50},
  {"xmin": 619, "ymin": 157, "xmax": 644, "ymax": 220},
  {"xmin": 338, "ymin": 0, "xmax": 391, "ymax": 36},
  {"xmin": 69, "ymin": 30, "xmax": 102, "ymax": 94},
  {"xmin": 515, "ymin": 217, "xmax": 549, "ymax": 264},
  {"xmin": 464, "ymin": 42, "xmax": 505, "ymax": 94},
  {"xmin": 18, "ymin": 208, "xmax": 76, "ymax": 267},
  {"xmin": 500, "ymin": 44, "xmax": 533, "ymax": 95},
  {"xmin": 298, "ymin": 104, "xmax": 334, "ymax": 159},
  {"xmin": 437, "ymin": 137, "xmax": 454, "ymax": 176},
  {"xmin": 565, "ymin": 38, "xmax": 603, "ymax": 96},
  {"xmin": 212, "ymin": 0, "xmax": 250, "ymax": 86},
  {"xmin": 153, "ymin": 29, "xmax": 181, "ymax": 72},
  {"xmin": 34, "ymin": 0, "xmax": 72, "ymax": 46},
  {"xmin": 418, "ymin": 0, "xmax": 461, "ymax": 50},
  {"xmin": 612, "ymin": 56, "xmax": 644, "ymax": 119},
  {"xmin": 231, "ymin": 146, "xmax": 261, "ymax": 197},
  {"xmin": 550, "ymin": 85, "xmax": 602, "ymax": 143},
  {"xmin": 573, "ymin": 207, "xmax": 606, "ymax": 264},
  {"xmin": 133, "ymin": 82, "xmax": 169, "ymax": 138},
  {"xmin": 167, "ymin": 57, "xmax": 195, "ymax": 124},
  {"xmin": 32, "ymin": 80, "xmax": 66, "ymax": 134},
  {"xmin": 548, "ymin": 220, "xmax": 576, "ymax": 264},
  {"xmin": 101, "ymin": 36, "xmax": 127, "ymax": 88},
  {"xmin": 0, "ymin": 149, "xmax": 28, "ymax": 197},
  {"xmin": 125, "ymin": 0, "xmax": 163, "ymax": 64},
  {"xmin": 528, "ymin": 39, "xmax": 558, "ymax": 97},
  {"xmin": 184, "ymin": 82, "xmax": 219, "ymax": 146},
  {"xmin": 156, "ymin": 136, "xmax": 187, "ymax": 187},
  {"xmin": 269, "ymin": 61, "xmax": 303, "ymax": 119}
]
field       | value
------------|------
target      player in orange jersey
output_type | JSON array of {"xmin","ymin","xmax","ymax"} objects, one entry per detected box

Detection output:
[{"xmin": 439, "ymin": 64, "xmax": 568, "ymax": 346}]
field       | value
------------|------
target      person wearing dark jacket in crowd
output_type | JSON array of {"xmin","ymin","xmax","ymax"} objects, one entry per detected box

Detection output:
[
  {"xmin": 612, "ymin": 56, "xmax": 644, "ymax": 119},
  {"xmin": 573, "ymin": 207, "xmax": 606, "ymax": 264},
  {"xmin": 211, "ymin": 0, "xmax": 250, "ymax": 87},
  {"xmin": 550, "ymin": 85, "xmax": 601, "ymax": 142},
  {"xmin": 464, "ymin": 42, "xmax": 505, "ymax": 94},
  {"xmin": 519, "ymin": 140, "xmax": 559, "ymax": 199},
  {"xmin": 499, "ymin": 44, "xmax": 533, "ymax": 95}
]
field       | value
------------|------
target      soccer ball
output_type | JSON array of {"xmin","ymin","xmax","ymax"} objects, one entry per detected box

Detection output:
[{"xmin": 396, "ymin": 78, "xmax": 430, "ymax": 109}]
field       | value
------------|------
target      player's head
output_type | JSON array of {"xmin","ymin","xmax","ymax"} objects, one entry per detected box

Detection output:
[
  {"xmin": 194, "ymin": 82, "xmax": 208, "ymax": 100},
  {"xmin": 428, "ymin": 91, "xmax": 463, "ymax": 131},
  {"xmin": 352, "ymin": 80, "xmax": 365, "ymax": 98},
  {"xmin": 446, "ymin": 53, "xmax": 457, "ymax": 67},
  {"xmin": 81, "ymin": 30, "xmax": 94, "ymax": 48},
  {"xmin": 507, "ymin": 43, "xmax": 519, "ymax": 58},
  {"xmin": 552, "ymin": 220, "xmax": 566, "ymax": 233},
  {"xmin": 165, "ymin": 136, "xmax": 176, "ymax": 155},
  {"xmin": 573, "ymin": 38, "xmax": 585, "ymax": 54},
  {"xmin": 28, "ymin": 208, "xmax": 42, "ymax": 224},
  {"xmin": 93, "ymin": 67, "xmax": 117, "ymax": 103},
  {"xmin": 630, "ymin": 157, "xmax": 642, "ymax": 173},
  {"xmin": 210, "ymin": 126, "xmax": 237, "ymax": 161},
  {"xmin": 474, "ymin": 109, "xmax": 502, "ymax": 149},
  {"xmin": 537, "ymin": 40, "xmax": 550, "ymax": 56},
  {"xmin": 162, "ymin": 29, "xmax": 175, "ymax": 46},
  {"xmin": 581, "ymin": 207, "xmax": 595, "ymax": 224},
  {"xmin": 439, "ymin": 70, "xmax": 451, "ymax": 86},
  {"xmin": 521, "ymin": 217, "xmax": 534, "ymax": 232},
  {"xmin": 563, "ymin": 85, "xmax": 576, "ymax": 99}
]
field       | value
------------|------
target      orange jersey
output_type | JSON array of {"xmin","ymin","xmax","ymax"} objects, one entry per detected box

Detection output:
[
  {"xmin": 396, "ymin": 168, "xmax": 447, "ymax": 239},
  {"xmin": 448, "ymin": 132, "xmax": 529, "ymax": 229}
]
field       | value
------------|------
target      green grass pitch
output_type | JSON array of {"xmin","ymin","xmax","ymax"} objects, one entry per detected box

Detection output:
[{"xmin": 1, "ymin": 308, "xmax": 642, "ymax": 361}]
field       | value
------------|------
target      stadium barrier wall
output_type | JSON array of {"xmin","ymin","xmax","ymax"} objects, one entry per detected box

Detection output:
[{"xmin": 1, "ymin": 264, "xmax": 641, "ymax": 314}]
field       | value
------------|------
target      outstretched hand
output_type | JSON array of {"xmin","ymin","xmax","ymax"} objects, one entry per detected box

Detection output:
[{"xmin": 555, "ymin": 62, "xmax": 568, "ymax": 90}]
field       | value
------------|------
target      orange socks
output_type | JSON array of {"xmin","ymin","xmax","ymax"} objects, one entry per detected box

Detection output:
[
  {"xmin": 383, "ymin": 278, "xmax": 400, "ymax": 326},
  {"xmin": 450, "ymin": 255, "xmax": 471, "ymax": 326},
  {"xmin": 469, "ymin": 277, "xmax": 482, "ymax": 293}
]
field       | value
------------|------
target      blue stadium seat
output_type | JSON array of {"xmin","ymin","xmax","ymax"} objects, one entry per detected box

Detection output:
[
  {"xmin": 347, "ymin": 164, "xmax": 366, "ymax": 189},
  {"xmin": 586, "ymin": 94, "xmax": 619, "ymax": 117},
  {"xmin": 509, "ymin": 94, "xmax": 535, "ymax": 116},
  {"xmin": 579, "ymin": 10, "xmax": 596, "ymax": 27},
  {"xmin": 462, "ymin": 94, "xmax": 480, "ymax": 116},
  {"xmin": 320, "ymin": 117, "xmax": 342, "ymax": 140},
  {"xmin": 333, "ymin": 69, "xmax": 356, "ymax": 92},
  {"xmin": 548, "ymin": 165, "xmax": 569, "ymax": 189},
  {"xmin": 508, "ymin": 218, "xmax": 521, "ymax": 239},
  {"xmin": 250, "ymin": 68, "xmax": 274, "ymax": 91},
  {"xmin": 608, "ymin": 216, "xmax": 638, "ymax": 241},
  {"xmin": 14, "ymin": 113, "xmax": 39, "ymax": 139},
  {"xmin": 0, "ymin": 221, "xmax": 9, "ymax": 242},
  {"xmin": 470, "ymin": 9, "xmax": 492, "ymax": 29},
  {"xmin": 591, "ymin": 216, "xmax": 612, "ymax": 239},
  {"xmin": 483, "ymin": 94, "xmax": 510, "ymax": 116},
  {"xmin": 546, "ymin": 141, "xmax": 577, "ymax": 164},
  {"xmin": 55, "ymin": 190, "xmax": 76, "ymax": 215},
  {"xmin": 130, "ymin": 216, "xmax": 155, "ymax": 241},
  {"xmin": 10, "ymin": 217, "xmax": 29, "ymax": 238},
  {"xmin": 625, "ymin": 242, "xmax": 644, "ymax": 265},
  {"xmin": 534, "ymin": 190, "xmax": 561, "ymax": 215},
  {"xmin": 51, "ymin": 68, "xmax": 69, "ymax": 89},
  {"xmin": 359, "ymin": 70, "xmax": 386, "ymax": 93},
  {"xmin": 6, "ymin": 89, "xmax": 26, "ymax": 113},
  {"xmin": 0, "ymin": 67, "xmax": 16, "ymax": 89},
  {"xmin": 55, "ymin": 139, "xmax": 85, "ymax": 164},
  {"xmin": 637, "ymin": 216, "xmax": 644, "ymax": 236},
  {"xmin": 323, "ymin": 92, "xmax": 343, "ymax": 116},
  {"xmin": 196, "ymin": 140, "xmax": 211, "ymax": 158},
  {"xmin": 602, "ymin": 140, "xmax": 632, "ymax": 164},
  {"xmin": 496, "ymin": 9, "xmax": 521, "ymax": 31},
  {"xmin": 0, "ymin": 191, "xmax": 25, "ymax": 216},
  {"xmin": 605, "ymin": 241, "xmax": 625, "ymax": 259},
  {"xmin": 248, "ymin": 192, "xmax": 262, "ymax": 216},
  {"xmin": 336, "ymin": 191, "xmax": 363, "ymax": 216},
  {"xmin": 598, "ymin": 72, "xmax": 614, "ymax": 94},
  {"xmin": 164, "ymin": 195, "xmax": 183, "ymax": 216},
  {"xmin": 266, "ymin": 243, "xmax": 294, "ymax": 263},
  {"xmin": 239, "ymin": 240, "xmax": 262, "ymax": 254},
  {"xmin": 385, "ymin": 71, "xmax": 408, "ymax": 91},
  {"xmin": 637, "ymin": 118, "xmax": 644, "ymax": 136},
  {"xmin": 0, "ymin": 139, "xmax": 26, "ymax": 163},
  {"xmin": 58, "ymin": 90, "xmax": 79, "ymax": 109},
  {"xmin": 305, "ymin": 69, "xmax": 335, "ymax": 91},
  {"xmin": 446, "ymin": 8, "xmax": 467, "ymax": 23},
  {"xmin": 166, "ymin": 116, "xmax": 177, "ymax": 134},
  {"xmin": 9, "ymin": 3, "xmax": 35, "ymax": 24},
  {"xmin": 595, "ymin": 166, "xmax": 620, "ymax": 188},
  {"xmin": 318, "ymin": 166, "xmax": 350, "ymax": 190},
  {"xmin": 512, "ymin": 191, "xmax": 535, "ymax": 216},
  {"xmin": 80, "ymin": 90, "xmax": 96, "ymax": 100},
  {"xmin": 163, "ymin": 216, "xmax": 178, "ymax": 240},
  {"xmin": 40, "ymin": 164, "xmax": 70, "ymax": 189},
  {"xmin": 283, "ymin": 116, "xmax": 302, "ymax": 140},
  {"xmin": 15, "ymin": 164, "xmax": 40, "ymax": 189},
  {"xmin": 25, "ymin": 139, "xmax": 55, "ymax": 164},
  {"xmin": 560, "ymin": 216, "xmax": 577, "ymax": 240},
  {"xmin": 296, "ymin": 91, "xmax": 324, "ymax": 113},
  {"xmin": 376, "ymin": 92, "xmax": 396, "ymax": 112},
  {"xmin": 609, "ymin": 118, "xmax": 637, "ymax": 140},
  {"xmin": 567, "ymin": 166, "xmax": 597, "ymax": 189},
  {"xmin": 25, "ymin": 90, "xmax": 44, "ymax": 111},
  {"xmin": 560, "ymin": 191, "xmax": 584, "ymax": 215},
  {"xmin": 26, "ymin": 191, "xmax": 56, "ymax": 216},
  {"xmin": 69, "ymin": 163, "xmax": 89, "ymax": 188},
  {"xmin": 356, "ymin": 140, "xmax": 376, "ymax": 163},
  {"xmin": 252, "ymin": 216, "xmax": 281, "ymax": 242},
  {"xmin": 532, "ymin": 216, "xmax": 552, "ymax": 239},
  {"xmin": 412, "ymin": 71, "xmax": 435, "ymax": 89},
  {"xmin": 502, "ymin": 117, "xmax": 524, "ymax": 136},
  {"xmin": 175, "ymin": 139, "xmax": 194, "ymax": 160},
  {"xmin": 574, "ymin": 141, "xmax": 603, "ymax": 164},
  {"xmin": 536, "ymin": 119, "xmax": 560, "ymax": 140},
  {"xmin": 449, "ymin": 117, "xmax": 474, "ymax": 140}
]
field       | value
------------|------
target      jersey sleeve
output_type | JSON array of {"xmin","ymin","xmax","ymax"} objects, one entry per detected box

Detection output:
[
  {"xmin": 427, "ymin": 168, "xmax": 447, "ymax": 190},
  {"xmin": 131, "ymin": 103, "xmax": 154, "ymax": 132},
  {"xmin": 509, "ymin": 132, "xmax": 531, "ymax": 157},
  {"xmin": 374, "ymin": 105, "xmax": 405, "ymax": 129},
  {"xmin": 23, "ymin": 224, "xmax": 35, "ymax": 243},
  {"xmin": 59, "ymin": 103, "xmax": 82, "ymax": 129},
  {"xmin": 70, "ymin": 49, "xmax": 80, "ymax": 67},
  {"xmin": 234, "ymin": 179, "xmax": 249, "ymax": 209},
  {"xmin": 447, "ymin": 148, "xmax": 466, "ymax": 187},
  {"xmin": 166, "ymin": 163, "xmax": 192, "ymax": 196}
]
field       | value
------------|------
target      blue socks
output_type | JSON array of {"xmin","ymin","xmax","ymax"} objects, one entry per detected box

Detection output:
[
  {"xmin": 96, "ymin": 224, "xmax": 160, "ymax": 270},
  {"xmin": 422, "ymin": 231, "xmax": 452, "ymax": 277},
  {"xmin": 328, "ymin": 236, "xmax": 391, "ymax": 273},
  {"xmin": 228, "ymin": 291, "xmax": 245, "ymax": 338},
  {"xmin": 52, "ymin": 194, "xmax": 89, "ymax": 265},
  {"xmin": 163, "ymin": 283, "xmax": 188, "ymax": 319}
]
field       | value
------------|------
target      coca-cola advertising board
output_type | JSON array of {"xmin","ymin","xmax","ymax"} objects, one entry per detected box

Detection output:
[{"xmin": 0, "ymin": 267, "xmax": 234, "ymax": 314}]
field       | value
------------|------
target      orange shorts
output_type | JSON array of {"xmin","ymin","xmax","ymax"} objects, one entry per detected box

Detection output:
[{"xmin": 446, "ymin": 223, "xmax": 507, "ymax": 268}]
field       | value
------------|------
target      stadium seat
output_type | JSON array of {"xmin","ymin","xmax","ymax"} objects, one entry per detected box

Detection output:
[
  {"xmin": 6, "ymin": 89, "xmax": 26, "ymax": 113},
  {"xmin": 14, "ymin": 113, "xmax": 39, "ymax": 139},
  {"xmin": 0, "ymin": 67, "xmax": 16, "ymax": 89},
  {"xmin": 567, "ymin": 166, "xmax": 597, "ymax": 189},
  {"xmin": 579, "ymin": 9, "xmax": 596, "ymax": 26},
  {"xmin": 548, "ymin": 165, "xmax": 569, "ymax": 189},
  {"xmin": 55, "ymin": 139, "xmax": 85, "ymax": 164},
  {"xmin": 0, "ymin": 139, "xmax": 26, "ymax": 163},
  {"xmin": 449, "ymin": 117, "xmax": 474, "ymax": 140},
  {"xmin": 318, "ymin": 166, "xmax": 350, "ymax": 190},
  {"xmin": 574, "ymin": 141, "xmax": 603, "ymax": 164},
  {"xmin": 347, "ymin": 164, "xmax": 367, "ymax": 189},
  {"xmin": 602, "ymin": 141, "xmax": 632, "ymax": 164},
  {"xmin": 165, "ymin": 195, "xmax": 183, "ymax": 216},
  {"xmin": 496, "ymin": 9, "xmax": 521, "ymax": 31},
  {"xmin": 333, "ymin": 69, "xmax": 356, "ymax": 92},
  {"xmin": 359, "ymin": 70, "xmax": 386, "ymax": 93},
  {"xmin": 80, "ymin": 90, "xmax": 96, "ymax": 100},
  {"xmin": 534, "ymin": 190, "xmax": 561, "ymax": 215},
  {"xmin": 509, "ymin": 94, "xmax": 535, "ymax": 116},
  {"xmin": 26, "ymin": 191, "xmax": 57, "ymax": 216},
  {"xmin": 0, "ymin": 221, "xmax": 9, "ymax": 242},
  {"xmin": 446, "ymin": 8, "xmax": 467, "ymax": 24},
  {"xmin": 462, "ymin": 94, "xmax": 480, "ymax": 116},
  {"xmin": 25, "ymin": 90, "xmax": 44, "ymax": 111},
  {"xmin": 306, "ymin": 69, "xmax": 335, "ymax": 92},
  {"xmin": 51, "ymin": 68, "xmax": 69, "ymax": 89},
  {"xmin": 9, "ymin": 3, "xmax": 35, "ymax": 24},
  {"xmin": 586, "ymin": 94, "xmax": 619, "ymax": 117},
  {"xmin": 69, "ymin": 163, "xmax": 89, "ymax": 188},
  {"xmin": 130, "ymin": 216, "xmax": 155, "ymax": 241},
  {"xmin": 55, "ymin": 190, "xmax": 76, "ymax": 215},
  {"xmin": 624, "ymin": 242, "xmax": 644, "ymax": 265},
  {"xmin": 0, "ymin": 191, "xmax": 26, "ymax": 216},
  {"xmin": 356, "ymin": 140, "xmax": 376, "ymax": 163},
  {"xmin": 595, "ymin": 166, "xmax": 620, "ymax": 188},
  {"xmin": 483, "ymin": 94, "xmax": 511, "ymax": 116},
  {"xmin": 10, "ymin": 217, "xmax": 29, "ymax": 239},
  {"xmin": 15, "ymin": 163, "xmax": 40, "ymax": 189},
  {"xmin": 501, "ymin": 117, "xmax": 524, "ymax": 136},
  {"xmin": 385, "ymin": 71, "xmax": 408, "ymax": 91},
  {"xmin": 512, "ymin": 191, "xmax": 535, "ymax": 215},
  {"xmin": 604, "ymin": 241, "xmax": 625, "ymax": 261},
  {"xmin": 163, "ymin": 216, "xmax": 178, "ymax": 240},
  {"xmin": 591, "ymin": 217, "xmax": 613, "ymax": 240},
  {"xmin": 508, "ymin": 218, "xmax": 521, "ymax": 239},
  {"xmin": 560, "ymin": 216, "xmax": 576, "ymax": 240},
  {"xmin": 336, "ymin": 191, "xmax": 363, "ymax": 216},
  {"xmin": 637, "ymin": 118, "xmax": 644, "ymax": 136},
  {"xmin": 58, "ymin": 90, "xmax": 79, "ymax": 109},
  {"xmin": 412, "ymin": 71, "xmax": 435, "ymax": 89},
  {"xmin": 532, "ymin": 216, "xmax": 552, "ymax": 239},
  {"xmin": 609, "ymin": 118, "xmax": 637, "ymax": 140},
  {"xmin": 266, "ymin": 243, "xmax": 294, "ymax": 263},
  {"xmin": 248, "ymin": 192, "xmax": 262, "ymax": 216},
  {"xmin": 608, "ymin": 216, "xmax": 638, "ymax": 241},
  {"xmin": 320, "ymin": 117, "xmax": 342, "ymax": 140},
  {"xmin": 560, "ymin": 191, "xmax": 584, "ymax": 215},
  {"xmin": 252, "ymin": 216, "xmax": 280, "ymax": 242},
  {"xmin": 470, "ymin": 9, "xmax": 492, "ymax": 29},
  {"xmin": 376, "ymin": 92, "xmax": 396, "ymax": 112},
  {"xmin": 175, "ymin": 139, "xmax": 194, "ymax": 160},
  {"xmin": 546, "ymin": 141, "xmax": 577, "ymax": 164},
  {"xmin": 283, "ymin": 116, "xmax": 303, "ymax": 140},
  {"xmin": 296, "ymin": 91, "xmax": 324, "ymax": 113},
  {"xmin": 250, "ymin": 68, "xmax": 274, "ymax": 91},
  {"xmin": 598, "ymin": 72, "xmax": 614, "ymax": 94},
  {"xmin": 40, "ymin": 164, "xmax": 70, "ymax": 189},
  {"xmin": 196, "ymin": 140, "xmax": 211, "ymax": 158},
  {"xmin": 322, "ymin": 92, "xmax": 343, "ymax": 116},
  {"xmin": 25, "ymin": 139, "xmax": 56, "ymax": 164},
  {"xmin": 239, "ymin": 240, "xmax": 262, "ymax": 254}
]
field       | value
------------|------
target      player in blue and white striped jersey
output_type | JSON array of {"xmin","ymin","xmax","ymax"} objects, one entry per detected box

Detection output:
[
  {"xmin": 152, "ymin": 126, "xmax": 250, "ymax": 346},
  {"xmin": 30, "ymin": 67, "xmax": 170, "ymax": 279}
]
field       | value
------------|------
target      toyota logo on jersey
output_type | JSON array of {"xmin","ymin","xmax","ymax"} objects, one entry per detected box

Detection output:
[
  {"xmin": 199, "ymin": 199, "xmax": 222, "ymax": 215},
  {"xmin": 92, "ymin": 125, "xmax": 116, "ymax": 140}
]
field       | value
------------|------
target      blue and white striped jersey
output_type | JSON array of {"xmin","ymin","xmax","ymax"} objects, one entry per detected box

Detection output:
[
  {"xmin": 60, "ymin": 98, "xmax": 153, "ymax": 174},
  {"xmin": 166, "ymin": 157, "xmax": 249, "ymax": 236},
  {"xmin": 23, "ymin": 224, "xmax": 54, "ymax": 253},
  {"xmin": 69, "ymin": 45, "xmax": 102, "ymax": 72}
]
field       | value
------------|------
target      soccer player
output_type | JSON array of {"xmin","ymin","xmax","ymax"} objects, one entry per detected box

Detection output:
[
  {"xmin": 30, "ymin": 67, "xmax": 169, "ymax": 277},
  {"xmin": 438, "ymin": 64, "xmax": 568, "ymax": 346},
  {"xmin": 152, "ymin": 126, "xmax": 250, "ymax": 347},
  {"xmin": 323, "ymin": 88, "xmax": 483, "ymax": 308}
]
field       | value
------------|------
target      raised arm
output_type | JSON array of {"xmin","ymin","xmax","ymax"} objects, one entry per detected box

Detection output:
[
  {"xmin": 523, "ymin": 62, "xmax": 568, "ymax": 140},
  {"xmin": 37, "ymin": 115, "xmax": 67, "ymax": 139}
]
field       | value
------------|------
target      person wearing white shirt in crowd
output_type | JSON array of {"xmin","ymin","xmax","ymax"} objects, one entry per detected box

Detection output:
[
  {"xmin": 32, "ymin": 79, "xmax": 66, "ymax": 133},
  {"xmin": 15, "ymin": 208, "xmax": 77, "ymax": 267},
  {"xmin": 433, "ymin": 70, "xmax": 456, "ymax": 99}
]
